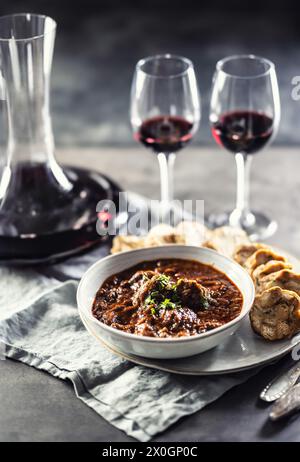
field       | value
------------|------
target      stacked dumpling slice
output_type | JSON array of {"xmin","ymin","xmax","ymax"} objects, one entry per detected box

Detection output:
[{"xmin": 234, "ymin": 244, "xmax": 300, "ymax": 341}]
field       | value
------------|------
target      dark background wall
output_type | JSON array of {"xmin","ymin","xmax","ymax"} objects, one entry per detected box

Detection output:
[{"xmin": 0, "ymin": 0, "xmax": 300, "ymax": 147}]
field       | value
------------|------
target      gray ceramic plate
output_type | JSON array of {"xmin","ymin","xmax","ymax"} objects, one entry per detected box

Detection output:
[
  {"xmin": 81, "ymin": 311, "xmax": 300, "ymax": 375},
  {"xmin": 81, "ymin": 247, "xmax": 300, "ymax": 375}
]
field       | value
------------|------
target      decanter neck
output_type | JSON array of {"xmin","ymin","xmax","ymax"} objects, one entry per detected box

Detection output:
[
  {"xmin": 0, "ymin": 30, "xmax": 56, "ymax": 165},
  {"xmin": 6, "ymin": 84, "xmax": 55, "ymax": 165}
]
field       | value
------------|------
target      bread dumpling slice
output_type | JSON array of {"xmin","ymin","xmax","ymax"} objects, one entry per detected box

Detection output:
[
  {"xmin": 111, "ymin": 235, "xmax": 146, "ymax": 254},
  {"xmin": 250, "ymin": 286, "xmax": 300, "ymax": 341},
  {"xmin": 176, "ymin": 221, "xmax": 209, "ymax": 246},
  {"xmin": 145, "ymin": 224, "xmax": 185, "ymax": 246},
  {"xmin": 245, "ymin": 249, "xmax": 286, "ymax": 276},
  {"xmin": 202, "ymin": 226, "xmax": 250, "ymax": 258},
  {"xmin": 233, "ymin": 243, "xmax": 269, "ymax": 266},
  {"xmin": 253, "ymin": 261, "xmax": 293, "ymax": 292},
  {"xmin": 260, "ymin": 270, "xmax": 300, "ymax": 296}
]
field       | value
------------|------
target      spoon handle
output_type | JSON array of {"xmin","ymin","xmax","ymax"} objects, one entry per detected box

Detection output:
[{"xmin": 260, "ymin": 362, "xmax": 300, "ymax": 402}]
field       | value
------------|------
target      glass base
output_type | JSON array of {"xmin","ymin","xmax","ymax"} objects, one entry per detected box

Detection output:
[
  {"xmin": 0, "ymin": 166, "xmax": 120, "ymax": 264},
  {"xmin": 206, "ymin": 209, "xmax": 277, "ymax": 241}
]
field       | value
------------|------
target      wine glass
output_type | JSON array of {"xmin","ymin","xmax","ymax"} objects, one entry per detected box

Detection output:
[
  {"xmin": 130, "ymin": 54, "xmax": 200, "ymax": 221},
  {"xmin": 208, "ymin": 54, "xmax": 280, "ymax": 240}
]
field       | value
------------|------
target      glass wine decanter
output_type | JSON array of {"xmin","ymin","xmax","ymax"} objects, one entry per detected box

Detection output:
[{"xmin": 0, "ymin": 14, "xmax": 118, "ymax": 263}]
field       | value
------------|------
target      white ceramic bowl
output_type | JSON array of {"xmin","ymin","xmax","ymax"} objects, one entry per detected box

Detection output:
[{"xmin": 77, "ymin": 245, "xmax": 255, "ymax": 359}]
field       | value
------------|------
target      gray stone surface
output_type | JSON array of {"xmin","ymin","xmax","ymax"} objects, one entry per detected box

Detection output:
[
  {"xmin": 57, "ymin": 147, "xmax": 300, "ymax": 257},
  {"xmin": 1, "ymin": 147, "xmax": 300, "ymax": 442},
  {"xmin": 0, "ymin": 356, "xmax": 299, "ymax": 442}
]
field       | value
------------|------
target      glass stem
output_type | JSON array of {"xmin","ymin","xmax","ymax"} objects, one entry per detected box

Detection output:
[
  {"xmin": 157, "ymin": 152, "xmax": 176, "ymax": 220},
  {"xmin": 230, "ymin": 153, "xmax": 253, "ymax": 226}
]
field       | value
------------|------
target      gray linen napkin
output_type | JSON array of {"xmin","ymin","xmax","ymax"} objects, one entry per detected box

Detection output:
[{"xmin": 0, "ymin": 265, "xmax": 259, "ymax": 442}]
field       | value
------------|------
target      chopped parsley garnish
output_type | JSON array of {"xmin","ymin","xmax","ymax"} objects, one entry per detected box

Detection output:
[
  {"xmin": 159, "ymin": 298, "xmax": 178, "ymax": 310},
  {"xmin": 143, "ymin": 273, "xmax": 211, "ymax": 316},
  {"xmin": 156, "ymin": 274, "xmax": 173, "ymax": 289},
  {"xmin": 144, "ymin": 274, "xmax": 181, "ymax": 315},
  {"xmin": 200, "ymin": 297, "xmax": 210, "ymax": 310},
  {"xmin": 142, "ymin": 273, "xmax": 150, "ymax": 283}
]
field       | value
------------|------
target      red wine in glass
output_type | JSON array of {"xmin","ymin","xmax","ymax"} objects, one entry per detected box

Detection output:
[
  {"xmin": 135, "ymin": 115, "xmax": 194, "ymax": 153},
  {"xmin": 208, "ymin": 55, "xmax": 280, "ymax": 240},
  {"xmin": 211, "ymin": 110, "xmax": 273, "ymax": 155},
  {"xmin": 130, "ymin": 55, "xmax": 200, "ymax": 221}
]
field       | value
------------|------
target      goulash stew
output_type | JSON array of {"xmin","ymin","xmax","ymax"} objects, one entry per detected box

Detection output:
[{"xmin": 92, "ymin": 259, "xmax": 243, "ymax": 338}]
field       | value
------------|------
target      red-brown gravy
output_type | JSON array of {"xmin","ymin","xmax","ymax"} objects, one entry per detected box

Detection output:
[{"xmin": 92, "ymin": 258, "xmax": 243, "ymax": 338}]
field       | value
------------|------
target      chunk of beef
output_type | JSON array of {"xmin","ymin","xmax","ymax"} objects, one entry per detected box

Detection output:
[
  {"xmin": 176, "ymin": 278, "xmax": 211, "ymax": 311},
  {"xmin": 128, "ymin": 270, "xmax": 156, "ymax": 286},
  {"xmin": 131, "ymin": 274, "xmax": 163, "ymax": 307},
  {"xmin": 157, "ymin": 306, "xmax": 199, "ymax": 337}
]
